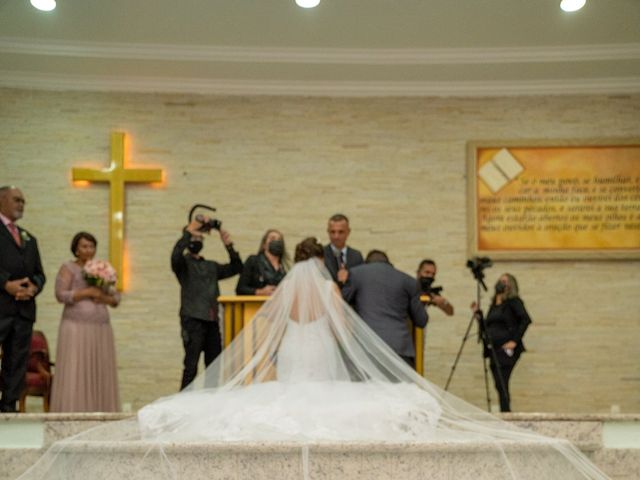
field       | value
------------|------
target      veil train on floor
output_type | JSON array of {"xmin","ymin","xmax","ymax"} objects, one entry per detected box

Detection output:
[{"xmin": 18, "ymin": 259, "xmax": 609, "ymax": 479}]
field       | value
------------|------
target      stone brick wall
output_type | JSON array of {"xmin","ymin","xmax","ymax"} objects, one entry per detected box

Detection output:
[{"xmin": 1, "ymin": 88, "xmax": 638, "ymax": 412}]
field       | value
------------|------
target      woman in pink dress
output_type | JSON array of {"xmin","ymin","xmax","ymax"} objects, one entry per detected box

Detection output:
[{"xmin": 50, "ymin": 232, "xmax": 121, "ymax": 412}]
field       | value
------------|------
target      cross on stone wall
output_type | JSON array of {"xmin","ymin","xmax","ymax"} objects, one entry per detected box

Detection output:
[{"xmin": 72, "ymin": 132, "xmax": 163, "ymax": 290}]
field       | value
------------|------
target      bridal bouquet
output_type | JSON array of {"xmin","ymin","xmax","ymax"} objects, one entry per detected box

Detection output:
[{"xmin": 83, "ymin": 259, "xmax": 117, "ymax": 293}]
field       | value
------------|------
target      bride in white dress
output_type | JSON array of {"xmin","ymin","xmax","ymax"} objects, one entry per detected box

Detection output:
[
  {"xmin": 18, "ymin": 237, "xmax": 609, "ymax": 479},
  {"xmin": 138, "ymin": 238, "xmax": 442, "ymax": 443}
]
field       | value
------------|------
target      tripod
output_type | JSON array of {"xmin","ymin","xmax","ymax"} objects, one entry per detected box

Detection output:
[{"xmin": 444, "ymin": 261, "xmax": 509, "ymax": 412}]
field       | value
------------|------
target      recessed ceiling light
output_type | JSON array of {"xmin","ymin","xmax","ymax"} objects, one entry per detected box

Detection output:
[
  {"xmin": 30, "ymin": 0, "xmax": 56, "ymax": 12},
  {"xmin": 295, "ymin": 0, "xmax": 321, "ymax": 8},
  {"xmin": 560, "ymin": 0, "xmax": 586, "ymax": 13}
]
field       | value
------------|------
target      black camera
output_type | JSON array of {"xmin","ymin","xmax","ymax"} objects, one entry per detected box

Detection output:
[
  {"xmin": 466, "ymin": 256, "xmax": 493, "ymax": 291},
  {"xmin": 426, "ymin": 285, "xmax": 443, "ymax": 296},
  {"xmin": 195, "ymin": 214, "xmax": 222, "ymax": 232},
  {"xmin": 466, "ymin": 256, "xmax": 492, "ymax": 272},
  {"xmin": 189, "ymin": 204, "xmax": 222, "ymax": 232},
  {"xmin": 419, "ymin": 277, "xmax": 444, "ymax": 297}
]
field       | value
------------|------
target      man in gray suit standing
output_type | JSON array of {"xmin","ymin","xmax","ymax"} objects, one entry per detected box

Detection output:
[
  {"xmin": 323, "ymin": 213, "xmax": 363, "ymax": 286},
  {"xmin": 342, "ymin": 250, "xmax": 427, "ymax": 368}
]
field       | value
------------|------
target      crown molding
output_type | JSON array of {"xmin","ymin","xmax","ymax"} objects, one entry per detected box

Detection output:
[
  {"xmin": 1, "ymin": 70, "xmax": 639, "ymax": 97},
  {"xmin": 1, "ymin": 37, "xmax": 639, "ymax": 65}
]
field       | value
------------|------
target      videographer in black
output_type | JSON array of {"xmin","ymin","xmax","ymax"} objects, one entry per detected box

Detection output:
[
  {"xmin": 235, "ymin": 229, "xmax": 289, "ymax": 296},
  {"xmin": 171, "ymin": 214, "xmax": 243, "ymax": 390},
  {"xmin": 473, "ymin": 273, "xmax": 531, "ymax": 412},
  {"xmin": 417, "ymin": 259, "xmax": 454, "ymax": 316}
]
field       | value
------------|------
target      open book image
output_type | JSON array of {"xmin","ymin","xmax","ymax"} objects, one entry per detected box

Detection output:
[{"xmin": 479, "ymin": 148, "xmax": 525, "ymax": 194}]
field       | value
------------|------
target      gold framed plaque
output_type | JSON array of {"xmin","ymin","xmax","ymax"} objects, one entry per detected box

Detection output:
[{"xmin": 467, "ymin": 139, "xmax": 640, "ymax": 260}]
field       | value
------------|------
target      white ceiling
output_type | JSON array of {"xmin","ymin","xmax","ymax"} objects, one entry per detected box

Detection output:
[{"xmin": 1, "ymin": 0, "xmax": 639, "ymax": 96}]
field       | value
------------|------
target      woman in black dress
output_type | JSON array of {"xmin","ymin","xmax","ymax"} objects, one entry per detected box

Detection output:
[{"xmin": 481, "ymin": 273, "xmax": 532, "ymax": 412}]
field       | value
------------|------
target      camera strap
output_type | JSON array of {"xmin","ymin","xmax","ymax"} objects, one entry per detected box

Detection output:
[{"xmin": 188, "ymin": 204, "xmax": 217, "ymax": 223}]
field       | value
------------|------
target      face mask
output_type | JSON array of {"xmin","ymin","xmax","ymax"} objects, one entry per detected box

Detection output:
[
  {"xmin": 188, "ymin": 240, "xmax": 203, "ymax": 254},
  {"xmin": 495, "ymin": 281, "xmax": 507, "ymax": 295},
  {"xmin": 267, "ymin": 239, "xmax": 285, "ymax": 257},
  {"xmin": 419, "ymin": 276, "xmax": 434, "ymax": 292}
]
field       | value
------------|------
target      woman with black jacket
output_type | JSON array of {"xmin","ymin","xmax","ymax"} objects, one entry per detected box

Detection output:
[
  {"xmin": 478, "ymin": 273, "xmax": 532, "ymax": 412},
  {"xmin": 236, "ymin": 229, "xmax": 290, "ymax": 296}
]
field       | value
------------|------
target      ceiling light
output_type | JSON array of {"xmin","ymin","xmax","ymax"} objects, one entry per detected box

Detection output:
[
  {"xmin": 30, "ymin": 0, "xmax": 56, "ymax": 11},
  {"xmin": 560, "ymin": 0, "xmax": 586, "ymax": 12},
  {"xmin": 295, "ymin": 0, "xmax": 321, "ymax": 8}
]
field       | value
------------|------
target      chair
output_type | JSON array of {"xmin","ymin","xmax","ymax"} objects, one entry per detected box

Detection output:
[{"xmin": 19, "ymin": 330, "xmax": 54, "ymax": 413}]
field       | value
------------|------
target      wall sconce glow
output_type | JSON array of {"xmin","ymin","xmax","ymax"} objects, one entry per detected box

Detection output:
[
  {"xmin": 560, "ymin": 0, "xmax": 586, "ymax": 12},
  {"xmin": 295, "ymin": 0, "xmax": 321, "ymax": 8},
  {"xmin": 30, "ymin": 0, "xmax": 56, "ymax": 11}
]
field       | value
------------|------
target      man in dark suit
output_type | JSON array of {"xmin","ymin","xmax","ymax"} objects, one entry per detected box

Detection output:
[
  {"xmin": 342, "ymin": 250, "xmax": 427, "ymax": 368},
  {"xmin": 323, "ymin": 213, "xmax": 363, "ymax": 285},
  {"xmin": 0, "ymin": 186, "xmax": 46, "ymax": 412}
]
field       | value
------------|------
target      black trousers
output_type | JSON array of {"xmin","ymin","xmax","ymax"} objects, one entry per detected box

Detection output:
[
  {"xmin": 180, "ymin": 316, "xmax": 222, "ymax": 390},
  {"xmin": 0, "ymin": 314, "xmax": 33, "ymax": 412},
  {"xmin": 488, "ymin": 349, "xmax": 519, "ymax": 412}
]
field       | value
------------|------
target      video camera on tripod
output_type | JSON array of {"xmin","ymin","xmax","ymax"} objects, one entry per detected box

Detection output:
[
  {"xmin": 445, "ymin": 255, "xmax": 508, "ymax": 413},
  {"xmin": 465, "ymin": 256, "xmax": 492, "ymax": 291}
]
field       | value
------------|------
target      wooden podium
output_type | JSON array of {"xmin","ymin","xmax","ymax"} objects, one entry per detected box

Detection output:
[
  {"xmin": 218, "ymin": 295, "xmax": 428, "ymax": 376},
  {"xmin": 218, "ymin": 295, "xmax": 269, "ymax": 348}
]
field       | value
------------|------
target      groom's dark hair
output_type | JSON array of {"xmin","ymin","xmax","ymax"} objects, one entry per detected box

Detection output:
[
  {"xmin": 329, "ymin": 213, "xmax": 349, "ymax": 224},
  {"xmin": 365, "ymin": 250, "xmax": 389, "ymax": 264}
]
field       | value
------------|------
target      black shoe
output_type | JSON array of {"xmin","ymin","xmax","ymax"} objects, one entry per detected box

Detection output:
[{"xmin": 0, "ymin": 404, "xmax": 18, "ymax": 413}]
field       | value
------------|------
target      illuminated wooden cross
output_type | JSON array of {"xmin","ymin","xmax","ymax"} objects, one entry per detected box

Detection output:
[{"xmin": 72, "ymin": 132, "xmax": 163, "ymax": 290}]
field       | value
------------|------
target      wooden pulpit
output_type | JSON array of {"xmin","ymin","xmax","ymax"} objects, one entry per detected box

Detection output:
[
  {"xmin": 218, "ymin": 295, "xmax": 429, "ymax": 377},
  {"xmin": 218, "ymin": 295, "xmax": 269, "ymax": 347}
]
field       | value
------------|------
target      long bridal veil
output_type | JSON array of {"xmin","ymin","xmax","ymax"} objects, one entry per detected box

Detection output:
[{"xmin": 18, "ymin": 259, "xmax": 608, "ymax": 479}]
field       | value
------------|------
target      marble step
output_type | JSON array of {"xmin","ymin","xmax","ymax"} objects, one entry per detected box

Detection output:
[
  {"xmin": 2, "ymin": 413, "xmax": 639, "ymax": 480},
  {"xmin": 20, "ymin": 440, "xmax": 600, "ymax": 480},
  {"xmin": 0, "ymin": 412, "xmax": 613, "ymax": 450}
]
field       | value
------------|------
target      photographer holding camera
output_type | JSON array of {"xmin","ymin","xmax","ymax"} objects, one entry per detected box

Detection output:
[
  {"xmin": 416, "ymin": 259, "xmax": 454, "ymax": 316},
  {"xmin": 171, "ymin": 214, "xmax": 243, "ymax": 390}
]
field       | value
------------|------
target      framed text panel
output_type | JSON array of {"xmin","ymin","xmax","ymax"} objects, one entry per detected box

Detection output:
[{"xmin": 467, "ymin": 139, "xmax": 640, "ymax": 260}]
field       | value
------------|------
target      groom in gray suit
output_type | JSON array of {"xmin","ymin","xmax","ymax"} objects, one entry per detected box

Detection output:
[{"xmin": 342, "ymin": 250, "xmax": 428, "ymax": 368}]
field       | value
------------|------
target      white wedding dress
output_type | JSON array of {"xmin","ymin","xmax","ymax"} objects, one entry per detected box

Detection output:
[
  {"xmin": 138, "ymin": 280, "xmax": 442, "ymax": 443},
  {"xmin": 18, "ymin": 259, "xmax": 609, "ymax": 479}
]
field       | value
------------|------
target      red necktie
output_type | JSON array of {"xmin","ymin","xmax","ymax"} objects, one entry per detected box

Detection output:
[{"xmin": 7, "ymin": 222, "xmax": 21, "ymax": 246}]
